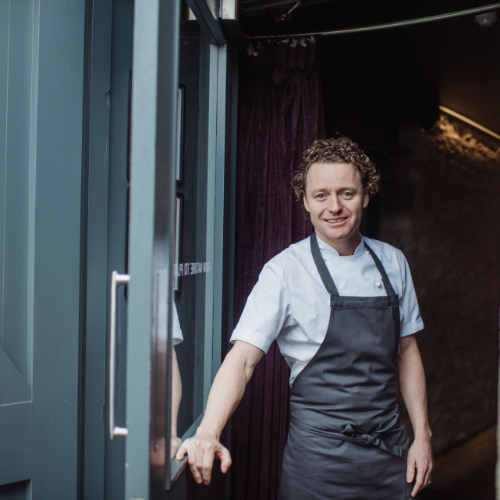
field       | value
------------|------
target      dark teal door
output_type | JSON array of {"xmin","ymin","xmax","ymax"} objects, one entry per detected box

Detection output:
[
  {"xmin": 84, "ymin": 1, "xmax": 235, "ymax": 495},
  {"xmin": 122, "ymin": 1, "xmax": 180, "ymax": 498},
  {"xmin": 114, "ymin": 1, "xmax": 233, "ymax": 498},
  {"xmin": 0, "ymin": 0, "xmax": 88, "ymax": 498}
]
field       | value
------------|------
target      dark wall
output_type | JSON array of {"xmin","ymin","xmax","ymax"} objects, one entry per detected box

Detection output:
[
  {"xmin": 380, "ymin": 116, "xmax": 500, "ymax": 454},
  {"xmin": 325, "ymin": 93, "xmax": 500, "ymax": 455},
  {"xmin": 325, "ymin": 102, "xmax": 500, "ymax": 455},
  {"xmin": 319, "ymin": 7, "xmax": 500, "ymax": 456}
]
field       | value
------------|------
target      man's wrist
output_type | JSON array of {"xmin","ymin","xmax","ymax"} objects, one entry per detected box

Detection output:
[
  {"xmin": 195, "ymin": 425, "xmax": 220, "ymax": 441},
  {"xmin": 414, "ymin": 427, "xmax": 432, "ymax": 442}
]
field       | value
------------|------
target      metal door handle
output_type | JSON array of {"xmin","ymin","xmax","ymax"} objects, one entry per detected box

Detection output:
[{"xmin": 109, "ymin": 271, "xmax": 130, "ymax": 439}]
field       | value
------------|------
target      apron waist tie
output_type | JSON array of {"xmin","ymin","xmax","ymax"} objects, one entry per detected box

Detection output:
[{"xmin": 292, "ymin": 413, "xmax": 403, "ymax": 457}]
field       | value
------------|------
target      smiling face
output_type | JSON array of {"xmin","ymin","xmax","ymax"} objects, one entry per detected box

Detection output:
[{"xmin": 303, "ymin": 162, "xmax": 369, "ymax": 255}]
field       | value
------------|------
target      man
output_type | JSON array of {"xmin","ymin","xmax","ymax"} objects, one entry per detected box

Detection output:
[{"xmin": 176, "ymin": 136, "xmax": 433, "ymax": 499}]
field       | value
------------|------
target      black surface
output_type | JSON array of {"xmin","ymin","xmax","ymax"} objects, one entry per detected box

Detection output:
[
  {"xmin": 241, "ymin": 2, "xmax": 500, "ymax": 137},
  {"xmin": 420, "ymin": 488, "xmax": 492, "ymax": 500},
  {"xmin": 320, "ymin": 12, "xmax": 500, "ymax": 135},
  {"xmin": 241, "ymin": 1, "xmax": 496, "ymax": 33}
]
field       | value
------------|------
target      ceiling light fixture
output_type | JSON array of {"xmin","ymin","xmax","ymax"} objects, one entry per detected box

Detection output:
[
  {"xmin": 475, "ymin": 11, "xmax": 498, "ymax": 26},
  {"xmin": 439, "ymin": 105, "xmax": 500, "ymax": 141}
]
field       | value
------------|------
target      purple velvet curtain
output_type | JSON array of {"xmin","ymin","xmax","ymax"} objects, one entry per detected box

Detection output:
[{"xmin": 231, "ymin": 38, "xmax": 325, "ymax": 500}]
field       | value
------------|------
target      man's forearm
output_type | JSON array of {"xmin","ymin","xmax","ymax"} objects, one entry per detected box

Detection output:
[
  {"xmin": 171, "ymin": 347, "xmax": 182, "ymax": 436},
  {"xmin": 176, "ymin": 341, "xmax": 263, "ymax": 484},
  {"xmin": 397, "ymin": 335, "xmax": 431, "ymax": 440},
  {"xmin": 196, "ymin": 341, "xmax": 264, "ymax": 440},
  {"xmin": 398, "ymin": 334, "xmax": 434, "ymax": 496}
]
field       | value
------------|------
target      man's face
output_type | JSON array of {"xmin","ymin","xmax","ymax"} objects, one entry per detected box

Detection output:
[{"xmin": 303, "ymin": 162, "xmax": 369, "ymax": 249}]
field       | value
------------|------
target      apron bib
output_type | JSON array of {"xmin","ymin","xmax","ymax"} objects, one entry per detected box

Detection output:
[{"xmin": 278, "ymin": 233, "xmax": 413, "ymax": 500}]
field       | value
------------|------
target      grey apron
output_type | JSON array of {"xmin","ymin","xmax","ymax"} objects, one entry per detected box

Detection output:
[{"xmin": 278, "ymin": 232, "xmax": 413, "ymax": 500}]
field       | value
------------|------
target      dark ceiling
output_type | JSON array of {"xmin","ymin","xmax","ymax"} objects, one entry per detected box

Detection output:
[
  {"xmin": 239, "ymin": 1, "xmax": 500, "ymax": 136},
  {"xmin": 241, "ymin": 0, "xmax": 497, "ymax": 31}
]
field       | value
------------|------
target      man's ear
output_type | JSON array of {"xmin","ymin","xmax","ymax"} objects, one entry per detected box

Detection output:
[
  {"xmin": 302, "ymin": 192, "xmax": 310, "ymax": 212},
  {"xmin": 362, "ymin": 192, "xmax": 370, "ymax": 209}
]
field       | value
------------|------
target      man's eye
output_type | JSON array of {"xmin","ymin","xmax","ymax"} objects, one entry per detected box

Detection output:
[
  {"xmin": 316, "ymin": 194, "xmax": 325, "ymax": 199},
  {"xmin": 343, "ymin": 192, "xmax": 352, "ymax": 197}
]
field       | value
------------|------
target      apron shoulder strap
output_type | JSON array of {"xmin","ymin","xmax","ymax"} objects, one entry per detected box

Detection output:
[
  {"xmin": 310, "ymin": 232, "xmax": 339, "ymax": 296},
  {"xmin": 364, "ymin": 243, "xmax": 397, "ymax": 297}
]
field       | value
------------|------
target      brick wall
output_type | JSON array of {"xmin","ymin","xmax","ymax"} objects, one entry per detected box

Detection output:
[{"xmin": 380, "ymin": 114, "xmax": 500, "ymax": 455}]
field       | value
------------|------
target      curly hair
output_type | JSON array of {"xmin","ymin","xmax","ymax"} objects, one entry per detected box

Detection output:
[{"xmin": 292, "ymin": 136, "xmax": 380, "ymax": 203}]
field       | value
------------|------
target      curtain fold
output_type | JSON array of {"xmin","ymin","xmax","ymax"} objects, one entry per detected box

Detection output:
[{"xmin": 232, "ymin": 38, "xmax": 325, "ymax": 500}]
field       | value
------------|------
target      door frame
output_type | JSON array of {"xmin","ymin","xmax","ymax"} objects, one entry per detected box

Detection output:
[
  {"xmin": 166, "ymin": 5, "xmax": 239, "ymax": 495},
  {"xmin": 80, "ymin": 1, "xmax": 239, "ymax": 498},
  {"xmin": 79, "ymin": 0, "xmax": 114, "ymax": 498}
]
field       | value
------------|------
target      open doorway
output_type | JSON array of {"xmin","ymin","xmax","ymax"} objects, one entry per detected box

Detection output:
[
  {"xmin": 320, "ymin": 14, "xmax": 500, "ymax": 500},
  {"xmin": 239, "ymin": 2, "xmax": 500, "ymax": 499}
]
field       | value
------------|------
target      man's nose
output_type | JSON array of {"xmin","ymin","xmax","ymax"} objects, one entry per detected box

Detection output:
[{"xmin": 327, "ymin": 195, "xmax": 342, "ymax": 214}]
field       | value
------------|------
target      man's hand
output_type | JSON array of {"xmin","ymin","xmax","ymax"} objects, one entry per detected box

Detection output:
[
  {"xmin": 174, "ymin": 341, "xmax": 261, "ymax": 485},
  {"xmin": 175, "ymin": 431, "xmax": 232, "ymax": 485},
  {"xmin": 398, "ymin": 335, "xmax": 433, "ymax": 497},
  {"xmin": 170, "ymin": 434, "xmax": 182, "ymax": 460},
  {"xmin": 407, "ymin": 436, "xmax": 434, "ymax": 497}
]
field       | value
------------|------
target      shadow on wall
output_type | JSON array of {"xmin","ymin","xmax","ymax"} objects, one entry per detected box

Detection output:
[{"xmin": 380, "ymin": 113, "xmax": 500, "ymax": 456}]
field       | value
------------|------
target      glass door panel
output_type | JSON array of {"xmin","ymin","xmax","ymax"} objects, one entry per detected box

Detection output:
[
  {"xmin": 172, "ymin": 6, "xmax": 210, "ymax": 445},
  {"xmin": 167, "ymin": 0, "xmax": 229, "ymax": 489},
  {"xmin": 124, "ymin": 0, "xmax": 180, "ymax": 498}
]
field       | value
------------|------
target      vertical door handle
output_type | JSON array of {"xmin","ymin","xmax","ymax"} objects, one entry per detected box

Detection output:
[{"xmin": 109, "ymin": 270, "xmax": 130, "ymax": 439}]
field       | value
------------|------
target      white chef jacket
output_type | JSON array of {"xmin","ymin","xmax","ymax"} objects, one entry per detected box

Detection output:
[{"xmin": 230, "ymin": 235, "xmax": 424, "ymax": 386}]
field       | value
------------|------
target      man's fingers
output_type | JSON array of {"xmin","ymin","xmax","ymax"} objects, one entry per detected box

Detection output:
[
  {"xmin": 201, "ymin": 443, "xmax": 216, "ymax": 485},
  {"xmin": 186, "ymin": 442, "xmax": 203, "ymax": 484},
  {"xmin": 175, "ymin": 442, "xmax": 187, "ymax": 461},
  {"xmin": 194, "ymin": 440, "xmax": 204, "ymax": 470},
  {"xmin": 423, "ymin": 463, "xmax": 434, "ymax": 487},
  {"xmin": 218, "ymin": 446, "xmax": 232, "ymax": 474},
  {"xmin": 406, "ymin": 456, "xmax": 416, "ymax": 483},
  {"xmin": 406, "ymin": 439, "xmax": 433, "ymax": 496},
  {"xmin": 194, "ymin": 439, "xmax": 208, "ymax": 484},
  {"xmin": 411, "ymin": 466, "xmax": 425, "ymax": 498},
  {"xmin": 175, "ymin": 437, "xmax": 232, "ymax": 485}
]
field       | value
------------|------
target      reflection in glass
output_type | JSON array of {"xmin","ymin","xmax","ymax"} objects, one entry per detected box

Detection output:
[
  {"xmin": 170, "ymin": 305, "xmax": 183, "ymax": 459},
  {"xmin": 168, "ymin": 2, "xmax": 212, "ymax": 473}
]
